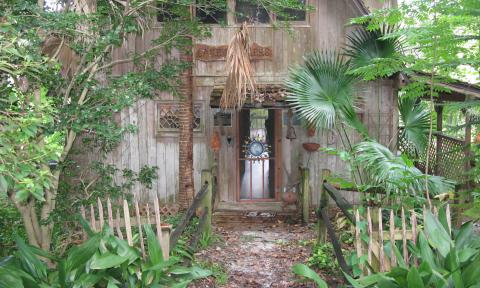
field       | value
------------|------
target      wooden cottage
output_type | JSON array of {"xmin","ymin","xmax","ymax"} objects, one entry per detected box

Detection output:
[{"xmin": 104, "ymin": 0, "xmax": 399, "ymax": 213}]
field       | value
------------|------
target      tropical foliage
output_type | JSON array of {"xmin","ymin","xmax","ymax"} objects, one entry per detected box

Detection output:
[
  {"xmin": 346, "ymin": 210, "xmax": 480, "ymax": 288},
  {"xmin": 0, "ymin": 223, "xmax": 210, "ymax": 287}
]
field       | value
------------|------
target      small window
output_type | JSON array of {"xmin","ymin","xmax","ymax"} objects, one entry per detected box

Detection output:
[
  {"xmin": 157, "ymin": 102, "xmax": 204, "ymax": 134},
  {"xmin": 276, "ymin": 0, "xmax": 306, "ymax": 22},
  {"xmin": 196, "ymin": 1, "xmax": 227, "ymax": 24},
  {"xmin": 236, "ymin": 0, "xmax": 270, "ymax": 24}
]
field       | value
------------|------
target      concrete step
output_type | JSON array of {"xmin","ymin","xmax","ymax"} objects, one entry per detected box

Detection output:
[{"xmin": 213, "ymin": 209, "xmax": 301, "ymax": 225}]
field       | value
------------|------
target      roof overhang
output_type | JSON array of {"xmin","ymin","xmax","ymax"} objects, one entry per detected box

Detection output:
[{"xmin": 209, "ymin": 85, "xmax": 290, "ymax": 108}]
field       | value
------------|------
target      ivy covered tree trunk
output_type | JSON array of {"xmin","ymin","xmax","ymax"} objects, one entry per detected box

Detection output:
[{"xmin": 178, "ymin": 52, "xmax": 195, "ymax": 209}]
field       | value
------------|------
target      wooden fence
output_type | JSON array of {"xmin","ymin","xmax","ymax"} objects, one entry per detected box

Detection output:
[
  {"xmin": 80, "ymin": 197, "xmax": 177, "ymax": 260},
  {"xmin": 354, "ymin": 205, "xmax": 451, "ymax": 274}
]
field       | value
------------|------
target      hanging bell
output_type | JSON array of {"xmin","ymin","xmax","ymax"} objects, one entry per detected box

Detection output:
[{"xmin": 286, "ymin": 126, "xmax": 296, "ymax": 140}]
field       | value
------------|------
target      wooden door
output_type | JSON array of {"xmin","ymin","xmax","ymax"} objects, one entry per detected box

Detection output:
[{"xmin": 236, "ymin": 109, "xmax": 282, "ymax": 202}]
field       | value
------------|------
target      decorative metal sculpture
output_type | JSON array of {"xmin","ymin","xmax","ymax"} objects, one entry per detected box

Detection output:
[{"xmin": 242, "ymin": 136, "xmax": 270, "ymax": 160}]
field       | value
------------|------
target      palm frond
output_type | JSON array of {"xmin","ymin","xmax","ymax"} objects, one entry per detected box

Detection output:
[
  {"xmin": 352, "ymin": 141, "xmax": 454, "ymax": 196},
  {"xmin": 398, "ymin": 96, "xmax": 430, "ymax": 153},
  {"xmin": 285, "ymin": 50, "xmax": 364, "ymax": 132},
  {"xmin": 221, "ymin": 23, "xmax": 255, "ymax": 109},
  {"xmin": 344, "ymin": 25, "xmax": 404, "ymax": 80}
]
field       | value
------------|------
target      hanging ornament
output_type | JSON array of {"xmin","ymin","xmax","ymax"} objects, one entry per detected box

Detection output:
[
  {"xmin": 242, "ymin": 135, "xmax": 270, "ymax": 161},
  {"xmin": 210, "ymin": 131, "xmax": 221, "ymax": 153}
]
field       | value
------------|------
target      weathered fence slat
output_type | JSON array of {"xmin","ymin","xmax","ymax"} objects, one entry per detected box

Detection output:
[
  {"xmin": 355, "ymin": 209, "xmax": 364, "ymax": 272},
  {"xmin": 90, "ymin": 204, "xmax": 96, "ymax": 231},
  {"xmin": 367, "ymin": 207, "xmax": 373, "ymax": 274},
  {"xmin": 446, "ymin": 204, "xmax": 451, "ymax": 235},
  {"xmin": 115, "ymin": 208, "xmax": 124, "ymax": 240},
  {"xmin": 123, "ymin": 199, "xmax": 133, "ymax": 246},
  {"xmin": 134, "ymin": 200, "xmax": 145, "ymax": 258},
  {"xmin": 389, "ymin": 209, "xmax": 396, "ymax": 267},
  {"xmin": 401, "ymin": 207, "xmax": 408, "ymax": 267},
  {"xmin": 378, "ymin": 208, "xmax": 385, "ymax": 272},
  {"xmin": 107, "ymin": 198, "xmax": 114, "ymax": 229},
  {"xmin": 97, "ymin": 198, "xmax": 104, "ymax": 231},
  {"xmin": 80, "ymin": 205, "xmax": 87, "ymax": 240},
  {"xmin": 410, "ymin": 210, "xmax": 418, "ymax": 267}
]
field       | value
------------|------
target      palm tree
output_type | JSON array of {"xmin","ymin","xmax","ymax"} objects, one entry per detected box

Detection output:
[
  {"xmin": 398, "ymin": 96, "xmax": 430, "ymax": 153},
  {"xmin": 285, "ymin": 50, "xmax": 367, "ymax": 138},
  {"xmin": 352, "ymin": 141, "xmax": 454, "ymax": 197},
  {"xmin": 344, "ymin": 25, "xmax": 404, "ymax": 80}
]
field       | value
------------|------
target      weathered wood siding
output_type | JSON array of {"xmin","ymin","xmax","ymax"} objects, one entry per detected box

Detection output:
[{"xmin": 105, "ymin": 0, "xmax": 398, "ymax": 206}]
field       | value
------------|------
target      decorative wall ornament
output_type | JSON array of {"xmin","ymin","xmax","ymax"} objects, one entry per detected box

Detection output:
[
  {"xmin": 242, "ymin": 136, "xmax": 270, "ymax": 161},
  {"xmin": 195, "ymin": 43, "xmax": 273, "ymax": 62}
]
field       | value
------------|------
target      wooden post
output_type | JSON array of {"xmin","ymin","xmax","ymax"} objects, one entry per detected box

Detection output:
[
  {"xmin": 301, "ymin": 167, "xmax": 310, "ymax": 224},
  {"xmin": 153, "ymin": 196, "xmax": 167, "ymax": 260},
  {"xmin": 201, "ymin": 170, "xmax": 213, "ymax": 237},
  {"xmin": 318, "ymin": 169, "xmax": 331, "ymax": 243}
]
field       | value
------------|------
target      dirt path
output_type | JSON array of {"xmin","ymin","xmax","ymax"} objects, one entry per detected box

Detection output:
[{"xmin": 192, "ymin": 223, "xmax": 322, "ymax": 288}]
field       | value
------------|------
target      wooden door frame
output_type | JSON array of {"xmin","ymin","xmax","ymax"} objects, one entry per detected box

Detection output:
[{"xmin": 235, "ymin": 108, "xmax": 282, "ymax": 203}]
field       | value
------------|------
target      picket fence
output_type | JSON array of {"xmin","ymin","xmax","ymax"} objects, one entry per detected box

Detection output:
[
  {"xmin": 80, "ymin": 197, "xmax": 179, "ymax": 260},
  {"xmin": 354, "ymin": 204, "xmax": 451, "ymax": 274}
]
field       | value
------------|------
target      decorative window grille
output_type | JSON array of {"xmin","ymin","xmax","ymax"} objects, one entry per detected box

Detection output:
[{"xmin": 157, "ymin": 102, "xmax": 203, "ymax": 134}]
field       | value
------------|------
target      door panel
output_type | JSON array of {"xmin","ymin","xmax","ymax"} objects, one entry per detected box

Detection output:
[{"xmin": 237, "ymin": 109, "xmax": 280, "ymax": 201}]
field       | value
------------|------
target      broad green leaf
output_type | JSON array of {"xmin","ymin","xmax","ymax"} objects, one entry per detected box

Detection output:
[
  {"xmin": 462, "ymin": 255, "xmax": 480, "ymax": 286},
  {"xmin": 387, "ymin": 267, "xmax": 408, "ymax": 287},
  {"xmin": 291, "ymin": 264, "xmax": 328, "ymax": 288},
  {"xmin": 144, "ymin": 224, "xmax": 163, "ymax": 266},
  {"xmin": 90, "ymin": 252, "xmax": 129, "ymax": 270},
  {"xmin": 417, "ymin": 261, "xmax": 432, "ymax": 285},
  {"xmin": 65, "ymin": 234, "xmax": 101, "ymax": 272},
  {"xmin": 407, "ymin": 267, "xmax": 424, "ymax": 288},
  {"xmin": 417, "ymin": 232, "xmax": 436, "ymax": 269},
  {"xmin": 15, "ymin": 237, "xmax": 47, "ymax": 282},
  {"xmin": 425, "ymin": 211, "xmax": 452, "ymax": 258},
  {"xmin": 445, "ymin": 247, "xmax": 464, "ymax": 288},
  {"xmin": 455, "ymin": 221, "xmax": 473, "ymax": 249}
]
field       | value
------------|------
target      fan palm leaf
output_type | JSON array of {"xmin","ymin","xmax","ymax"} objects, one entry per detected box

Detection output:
[
  {"xmin": 344, "ymin": 25, "xmax": 404, "ymax": 80},
  {"xmin": 285, "ymin": 50, "xmax": 367, "ymax": 135},
  {"xmin": 398, "ymin": 96, "xmax": 430, "ymax": 153},
  {"xmin": 352, "ymin": 141, "xmax": 454, "ymax": 196}
]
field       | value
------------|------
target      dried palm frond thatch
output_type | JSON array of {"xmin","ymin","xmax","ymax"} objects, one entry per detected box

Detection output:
[{"xmin": 221, "ymin": 23, "xmax": 256, "ymax": 109}]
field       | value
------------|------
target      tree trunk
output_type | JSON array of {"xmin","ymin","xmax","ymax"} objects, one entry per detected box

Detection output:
[{"xmin": 177, "ymin": 52, "xmax": 195, "ymax": 209}]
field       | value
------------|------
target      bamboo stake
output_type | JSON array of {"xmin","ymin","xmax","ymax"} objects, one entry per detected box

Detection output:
[
  {"xmin": 411, "ymin": 210, "xmax": 418, "ymax": 267},
  {"xmin": 123, "ymin": 200, "xmax": 133, "ymax": 246},
  {"xmin": 97, "ymin": 198, "xmax": 104, "ymax": 231},
  {"xmin": 367, "ymin": 207, "xmax": 373, "ymax": 274},
  {"xmin": 355, "ymin": 209, "xmax": 364, "ymax": 273},
  {"xmin": 389, "ymin": 209, "xmax": 396, "ymax": 267},
  {"xmin": 433, "ymin": 206, "xmax": 438, "ymax": 216},
  {"xmin": 401, "ymin": 207, "xmax": 408, "ymax": 266},
  {"xmin": 90, "ymin": 204, "xmax": 96, "ymax": 231},
  {"xmin": 378, "ymin": 208, "xmax": 385, "ymax": 272},
  {"xmin": 115, "ymin": 208, "xmax": 124, "ymax": 239},
  {"xmin": 135, "ymin": 200, "xmax": 145, "ymax": 258},
  {"xmin": 107, "ymin": 198, "xmax": 114, "ymax": 229}
]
